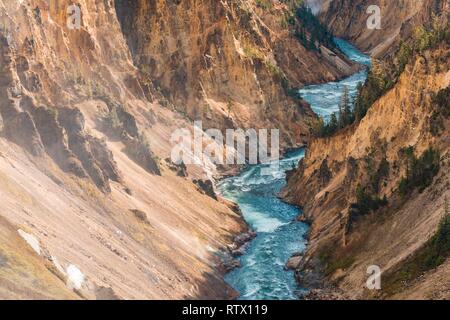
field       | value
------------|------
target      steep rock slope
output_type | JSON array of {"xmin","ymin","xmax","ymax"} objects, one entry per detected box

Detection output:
[
  {"xmin": 114, "ymin": 0, "xmax": 359, "ymax": 147},
  {"xmin": 0, "ymin": 0, "xmax": 249, "ymax": 299},
  {"xmin": 282, "ymin": 5, "xmax": 449, "ymax": 299}
]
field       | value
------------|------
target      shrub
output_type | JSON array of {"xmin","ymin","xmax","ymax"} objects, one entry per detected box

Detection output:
[
  {"xmin": 255, "ymin": 0, "xmax": 272, "ymax": 10},
  {"xmin": 398, "ymin": 147, "xmax": 440, "ymax": 197},
  {"xmin": 350, "ymin": 185, "xmax": 388, "ymax": 216},
  {"xmin": 294, "ymin": 4, "xmax": 335, "ymax": 50},
  {"xmin": 432, "ymin": 86, "xmax": 450, "ymax": 118},
  {"xmin": 370, "ymin": 156, "xmax": 390, "ymax": 193},
  {"xmin": 243, "ymin": 44, "xmax": 265, "ymax": 61}
]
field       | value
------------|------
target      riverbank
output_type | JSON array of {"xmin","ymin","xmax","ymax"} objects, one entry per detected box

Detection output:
[
  {"xmin": 217, "ymin": 38, "xmax": 371, "ymax": 300},
  {"xmin": 217, "ymin": 149, "xmax": 308, "ymax": 300}
]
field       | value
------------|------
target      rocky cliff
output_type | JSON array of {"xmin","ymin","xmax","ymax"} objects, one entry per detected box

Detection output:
[
  {"xmin": 317, "ymin": 0, "xmax": 446, "ymax": 58},
  {"xmin": 283, "ymin": 3, "xmax": 449, "ymax": 299},
  {"xmin": 114, "ymin": 0, "xmax": 358, "ymax": 147},
  {"xmin": 0, "ymin": 0, "xmax": 359, "ymax": 299},
  {"xmin": 0, "ymin": 0, "xmax": 246, "ymax": 300}
]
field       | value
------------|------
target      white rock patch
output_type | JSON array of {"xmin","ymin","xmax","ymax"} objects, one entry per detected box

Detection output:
[
  {"xmin": 66, "ymin": 264, "xmax": 85, "ymax": 290},
  {"xmin": 17, "ymin": 229, "xmax": 41, "ymax": 255}
]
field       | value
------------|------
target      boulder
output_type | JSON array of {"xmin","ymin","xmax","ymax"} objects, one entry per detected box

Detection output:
[{"xmin": 285, "ymin": 255, "xmax": 303, "ymax": 270}]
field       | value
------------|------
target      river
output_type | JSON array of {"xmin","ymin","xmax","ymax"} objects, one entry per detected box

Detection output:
[{"xmin": 217, "ymin": 38, "xmax": 370, "ymax": 300}]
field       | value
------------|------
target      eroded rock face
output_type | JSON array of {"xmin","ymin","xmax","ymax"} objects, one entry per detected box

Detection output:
[
  {"xmin": 282, "ymin": 45, "xmax": 450, "ymax": 299},
  {"xmin": 87, "ymin": 136, "xmax": 122, "ymax": 183},
  {"xmin": 114, "ymin": 0, "xmax": 358, "ymax": 148},
  {"xmin": 58, "ymin": 107, "xmax": 116, "ymax": 193},
  {"xmin": 193, "ymin": 179, "xmax": 217, "ymax": 200},
  {"xmin": 4, "ymin": 110, "xmax": 45, "ymax": 156},
  {"xmin": 318, "ymin": 0, "xmax": 445, "ymax": 57},
  {"xmin": 278, "ymin": 2, "xmax": 450, "ymax": 300},
  {"xmin": 123, "ymin": 134, "xmax": 161, "ymax": 176},
  {"xmin": 32, "ymin": 106, "xmax": 86, "ymax": 177},
  {"xmin": 0, "ymin": 0, "xmax": 251, "ymax": 300}
]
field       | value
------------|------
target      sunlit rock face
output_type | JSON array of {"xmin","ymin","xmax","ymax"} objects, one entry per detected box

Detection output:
[
  {"xmin": 282, "ymin": 1, "xmax": 450, "ymax": 300},
  {"xmin": 114, "ymin": 0, "xmax": 359, "ymax": 148}
]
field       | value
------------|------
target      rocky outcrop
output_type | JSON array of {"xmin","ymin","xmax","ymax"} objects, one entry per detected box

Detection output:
[
  {"xmin": 193, "ymin": 179, "xmax": 218, "ymax": 200},
  {"xmin": 87, "ymin": 136, "xmax": 122, "ymax": 183},
  {"xmin": 3, "ymin": 109, "xmax": 45, "ymax": 156},
  {"xmin": 0, "ymin": 34, "xmax": 45, "ymax": 156},
  {"xmin": 58, "ymin": 107, "xmax": 119, "ymax": 193},
  {"xmin": 32, "ymin": 106, "xmax": 88, "ymax": 178}
]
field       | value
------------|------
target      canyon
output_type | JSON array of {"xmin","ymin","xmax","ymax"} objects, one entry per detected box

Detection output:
[
  {"xmin": 283, "ymin": 0, "xmax": 449, "ymax": 299},
  {"xmin": 0, "ymin": 0, "xmax": 448, "ymax": 300},
  {"xmin": 0, "ymin": 0, "xmax": 355, "ymax": 299}
]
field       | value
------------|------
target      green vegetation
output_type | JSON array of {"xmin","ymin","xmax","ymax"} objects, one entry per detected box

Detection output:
[
  {"xmin": 350, "ymin": 185, "xmax": 388, "ymax": 216},
  {"xmin": 370, "ymin": 156, "xmax": 389, "ymax": 193},
  {"xmin": 294, "ymin": 4, "xmax": 335, "ymax": 50},
  {"xmin": 430, "ymin": 86, "xmax": 450, "ymax": 136},
  {"xmin": 243, "ymin": 44, "xmax": 265, "ymax": 61},
  {"xmin": 255, "ymin": 0, "xmax": 273, "ymax": 10},
  {"xmin": 318, "ymin": 244, "xmax": 356, "ymax": 276},
  {"xmin": 432, "ymin": 86, "xmax": 450, "ymax": 117},
  {"xmin": 265, "ymin": 62, "xmax": 283, "ymax": 79},
  {"xmin": 349, "ymin": 147, "xmax": 390, "ymax": 217},
  {"xmin": 313, "ymin": 86, "xmax": 355, "ymax": 137},
  {"xmin": 104, "ymin": 105, "xmax": 122, "ymax": 133},
  {"xmin": 354, "ymin": 16, "xmax": 449, "ymax": 122},
  {"xmin": 398, "ymin": 147, "xmax": 440, "ymax": 197},
  {"xmin": 363, "ymin": 146, "xmax": 390, "ymax": 194},
  {"xmin": 279, "ymin": 1, "xmax": 335, "ymax": 51},
  {"xmin": 338, "ymin": 86, "xmax": 354, "ymax": 127},
  {"xmin": 383, "ymin": 199, "xmax": 450, "ymax": 296}
]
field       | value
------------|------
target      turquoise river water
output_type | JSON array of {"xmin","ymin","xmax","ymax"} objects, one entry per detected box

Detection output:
[{"xmin": 217, "ymin": 39, "xmax": 370, "ymax": 300}]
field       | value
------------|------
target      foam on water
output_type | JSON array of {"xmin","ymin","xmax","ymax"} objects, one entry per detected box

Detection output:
[
  {"xmin": 299, "ymin": 38, "xmax": 371, "ymax": 120},
  {"xmin": 218, "ymin": 39, "xmax": 370, "ymax": 300},
  {"xmin": 218, "ymin": 149, "xmax": 307, "ymax": 300}
]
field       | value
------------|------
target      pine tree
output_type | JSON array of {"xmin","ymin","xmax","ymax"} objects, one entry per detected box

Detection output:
[
  {"xmin": 313, "ymin": 116, "xmax": 326, "ymax": 137},
  {"xmin": 354, "ymin": 82, "xmax": 365, "ymax": 121},
  {"xmin": 338, "ymin": 86, "xmax": 354, "ymax": 127},
  {"xmin": 329, "ymin": 113, "xmax": 338, "ymax": 134},
  {"xmin": 308, "ymin": 34, "xmax": 316, "ymax": 50},
  {"xmin": 343, "ymin": 86, "xmax": 353, "ymax": 125}
]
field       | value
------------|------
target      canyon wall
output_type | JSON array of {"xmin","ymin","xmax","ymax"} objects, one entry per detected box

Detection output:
[
  {"xmin": 114, "ymin": 0, "xmax": 358, "ymax": 147},
  {"xmin": 318, "ymin": 0, "xmax": 445, "ymax": 58},
  {"xmin": 0, "ymin": 0, "xmax": 360, "ymax": 299},
  {"xmin": 0, "ymin": 0, "xmax": 249, "ymax": 299},
  {"xmin": 283, "ymin": 1, "xmax": 449, "ymax": 299}
]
